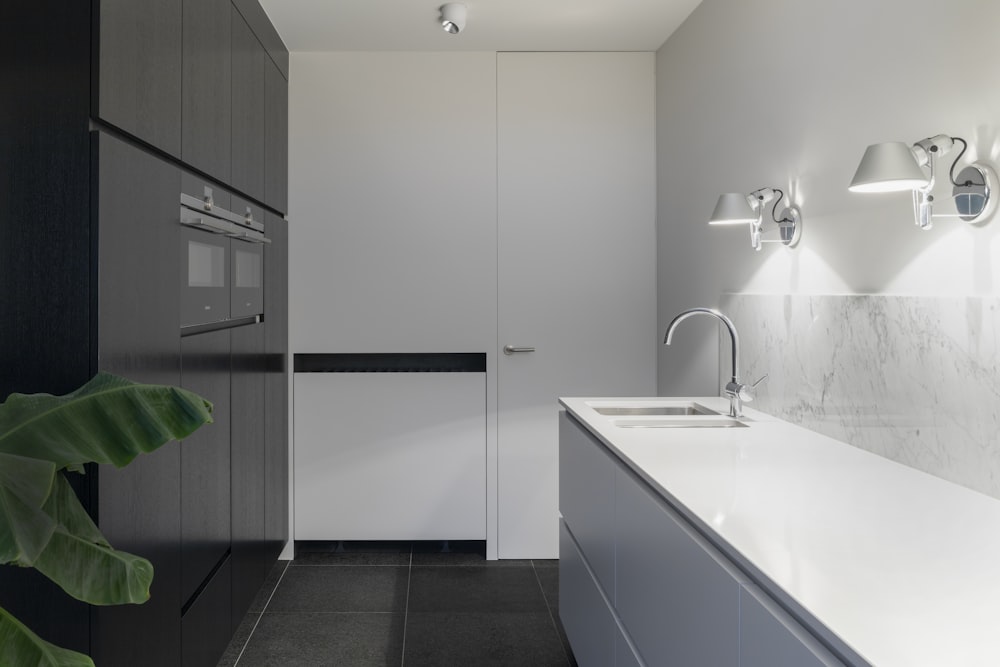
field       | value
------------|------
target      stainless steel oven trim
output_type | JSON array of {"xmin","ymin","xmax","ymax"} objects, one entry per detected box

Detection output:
[
  {"xmin": 180, "ymin": 205, "xmax": 269, "ymax": 243},
  {"xmin": 181, "ymin": 192, "xmax": 265, "ymax": 232}
]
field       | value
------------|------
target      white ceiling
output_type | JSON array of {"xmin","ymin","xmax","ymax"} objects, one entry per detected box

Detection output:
[{"xmin": 259, "ymin": 0, "xmax": 704, "ymax": 52}]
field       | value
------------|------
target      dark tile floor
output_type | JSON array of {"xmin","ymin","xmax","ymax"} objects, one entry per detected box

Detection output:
[{"xmin": 218, "ymin": 541, "xmax": 577, "ymax": 667}]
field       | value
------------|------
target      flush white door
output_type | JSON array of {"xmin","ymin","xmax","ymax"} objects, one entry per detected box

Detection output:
[{"xmin": 496, "ymin": 52, "xmax": 657, "ymax": 558}]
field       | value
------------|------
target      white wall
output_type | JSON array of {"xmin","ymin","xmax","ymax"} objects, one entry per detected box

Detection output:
[
  {"xmin": 288, "ymin": 52, "xmax": 498, "ymax": 354},
  {"xmin": 656, "ymin": 0, "xmax": 1000, "ymax": 394}
]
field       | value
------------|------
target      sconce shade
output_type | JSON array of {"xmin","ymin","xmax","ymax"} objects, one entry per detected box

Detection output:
[
  {"xmin": 849, "ymin": 141, "xmax": 930, "ymax": 193},
  {"xmin": 708, "ymin": 193, "xmax": 757, "ymax": 225}
]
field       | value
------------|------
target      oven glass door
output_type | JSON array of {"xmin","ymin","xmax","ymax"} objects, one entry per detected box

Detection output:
[
  {"xmin": 231, "ymin": 240, "xmax": 263, "ymax": 318},
  {"xmin": 181, "ymin": 226, "xmax": 230, "ymax": 326}
]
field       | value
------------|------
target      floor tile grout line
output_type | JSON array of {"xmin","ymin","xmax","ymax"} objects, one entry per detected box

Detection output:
[
  {"xmin": 532, "ymin": 560, "xmax": 573, "ymax": 666},
  {"xmin": 232, "ymin": 560, "xmax": 291, "ymax": 666},
  {"xmin": 400, "ymin": 544, "xmax": 413, "ymax": 667}
]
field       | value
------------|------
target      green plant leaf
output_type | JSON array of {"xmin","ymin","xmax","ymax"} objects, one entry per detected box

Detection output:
[
  {"xmin": 0, "ymin": 604, "xmax": 95, "ymax": 667},
  {"xmin": 0, "ymin": 372, "xmax": 213, "ymax": 471},
  {"xmin": 31, "ymin": 474, "xmax": 152, "ymax": 605},
  {"xmin": 0, "ymin": 452, "xmax": 57, "ymax": 565}
]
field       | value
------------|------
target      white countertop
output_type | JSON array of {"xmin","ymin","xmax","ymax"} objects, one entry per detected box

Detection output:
[{"xmin": 559, "ymin": 396, "xmax": 1000, "ymax": 667}]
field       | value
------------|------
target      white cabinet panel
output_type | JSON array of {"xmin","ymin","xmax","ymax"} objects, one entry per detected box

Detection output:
[
  {"xmin": 740, "ymin": 584, "xmax": 845, "ymax": 667},
  {"xmin": 559, "ymin": 411, "xmax": 616, "ymax": 593},
  {"xmin": 615, "ymin": 466, "xmax": 741, "ymax": 667},
  {"xmin": 294, "ymin": 372, "xmax": 485, "ymax": 540},
  {"xmin": 559, "ymin": 520, "xmax": 615, "ymax": 667}
]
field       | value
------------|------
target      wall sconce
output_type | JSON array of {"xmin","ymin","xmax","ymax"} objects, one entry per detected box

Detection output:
[
  {"xmin": 439, "ymin": 3, "xmax": 467, "ymax": 34},
  {"xmin": 848, "ymin": 135, "xmax": 996, "ymax": 229},
  {"xmin": 708, "ymin": 188, "xmax": 801, "ymax": 252}
]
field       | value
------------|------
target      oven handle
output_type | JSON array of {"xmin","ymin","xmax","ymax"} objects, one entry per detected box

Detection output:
[
  {"xmin": 228, "ymin": 230, "xmax": 272, "ymax": 244},
  {"xmin": 180, "ymin": 216, "xmax": 233, "ymax": 235}
]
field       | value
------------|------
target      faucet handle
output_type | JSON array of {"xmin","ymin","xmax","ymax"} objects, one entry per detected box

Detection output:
[{"xmin": 737, "ymin": 373, "xmax": 769, "ymax": 402}]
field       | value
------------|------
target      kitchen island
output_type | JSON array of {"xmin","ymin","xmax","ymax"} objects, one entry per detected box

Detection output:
[{"xmin": 559, "ymin": 397, "xmax": 1000, "ymax": 666}]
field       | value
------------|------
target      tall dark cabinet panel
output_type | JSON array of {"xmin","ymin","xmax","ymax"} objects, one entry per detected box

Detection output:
[
  {"xmin": 265, "ymin": 59, "xmax": 289, "ymax": 213},
  {"xmin": 0, "ymin": 7, "xmax": 92, "ymax": 648},
  {"xmin": 180, "ymin": 329, "xmax": 233, "ymax": 667},
  {"xmin": 93, "ymin": 132, "xmax": 183, "ymax": 667},
  {"xmin": 95, "ymin": 0, "xmax": 182, "ymax": 156},
  {"xmin": 0, "ymin": 3, "xmax": 91, "ymax": 400},
  {"xmin": 180, "ymin": 330, "xmax": 232, "ymax": 606},
  {"xmin": 182, "ymin": 0, "xmax": 232, "ymax": 182},
  {"xmin": 231, "ymin": 323, "xmax": 268, "ymax": 630},
  {"xmin": 264, "ymin": 213, "xmax": 289, "ymax": 562},
  {"xmin": 231, "ymin": 7, "xmax": 267, "ymax": 202}
]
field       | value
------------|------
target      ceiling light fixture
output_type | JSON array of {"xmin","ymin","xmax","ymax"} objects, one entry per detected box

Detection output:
[
  {"xmin": 849, "ymin": 134, "xmax": 996, "ymax": 229},
  {"xmin": 708, "ymin": 188, "xmax": 801, "ymax": 252},
  {"xmin": 440, "ymin": 3, "xmax": 467, "ymax": 34}
]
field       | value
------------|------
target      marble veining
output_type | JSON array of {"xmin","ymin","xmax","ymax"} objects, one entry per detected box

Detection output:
[{"xmin": 719, "ymin": 294, "xmax": 1000, "ymax": 500}]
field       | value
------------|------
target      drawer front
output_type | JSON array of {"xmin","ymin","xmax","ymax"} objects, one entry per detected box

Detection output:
[
  {"xmin": 740, "ymin": 585, "xmax": 845, "ymax": 667},
  {"xmin": 559, "ymin": 520, "xmax": 615, "ymax": 667},
  {"xmin": 615, "ymin": 623, "xmax": 643, "ymax": 667},
  {"xmin": 559, "ymin": 412, "xmax": 616, "ymax": 594},
  {"xmin": 615, "ymin": 467, "xmax": 741, "ymax": 667}
]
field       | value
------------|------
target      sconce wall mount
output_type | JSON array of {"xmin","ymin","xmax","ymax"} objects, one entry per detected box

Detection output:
[
  {"xmin": 709, "ymin": 187, "xmax": 801, "ymax": 252},
  {"xmin": 849, "ymin": 134, "xmax": 996, "ymax": 230}
]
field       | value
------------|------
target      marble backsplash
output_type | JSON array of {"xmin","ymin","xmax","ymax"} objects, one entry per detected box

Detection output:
[{"xmin": 719, "ymin": 294, "xmax": 1000, "ymax": 500}]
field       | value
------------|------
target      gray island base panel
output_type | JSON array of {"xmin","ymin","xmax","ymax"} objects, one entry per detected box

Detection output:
[{"xmin": 558, "ymin": 396, "xmax": 1000, "ymax": 667}]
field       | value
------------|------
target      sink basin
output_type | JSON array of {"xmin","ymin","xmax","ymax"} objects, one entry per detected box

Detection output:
[
  {"xmin": 594, "ymin": 405, "xmax": 717, "ymax": 416},
  {"xmin": 612, "ymin": 416, "xmax": 747, "ymax": 429},
  {"xmin": 590, "ymin": 402, "xmax": 719, "ymax": 417}
]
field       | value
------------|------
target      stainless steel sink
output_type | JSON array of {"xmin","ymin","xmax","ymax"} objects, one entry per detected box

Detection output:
[
  {"xmin": 612, "ymin": 417, "xmax": 748, "ymax": 429},
  {"xmin": 591, "ymin": 402, "xmax": 719, "ymax": 417}
]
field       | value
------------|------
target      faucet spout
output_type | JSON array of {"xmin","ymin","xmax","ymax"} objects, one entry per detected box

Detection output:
[{"xmin": 664, "ymin": 307, "xmax": 745, "ymax": 417}]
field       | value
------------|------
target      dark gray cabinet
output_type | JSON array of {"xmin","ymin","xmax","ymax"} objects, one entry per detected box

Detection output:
[
  {"xmin": 231, "ymin": 323, "xmax": 269, "ymax": 629},
  {"xmin": 95, "ymin": 0, "xmax": 182, "ymax": 156},
  {"xmin": 231, "ymin": 6, "xmax": 267, "ymax": 202},
  {"xmin": 93, "ymin": 132, "xmax": 183, "ymax": 667},
  {"xmin": 180, "ymin": 330, "xmax": 232, "ymax": 607},
  {"xmin": 2, "ymin": 2, "xmax": 288, "ymax": 664},
  {"xmin": 265, "ymin": 58, "xmax": 289, "ymax": 213},
  {"xmin": 182, "ymin": 557, "xmax": 233, "ymax": 667},
  {"xmin": 182, "ymin": 0, "xmax": 232, "ymax": 181},
  {"xmin": 264, "ymin": 213, "xmax": 289, "ymax": 562}
]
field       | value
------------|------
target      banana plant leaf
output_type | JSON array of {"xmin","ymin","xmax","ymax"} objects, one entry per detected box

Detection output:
[
  {"xmin": 0, "ymin": 372, "xmax": 213, "ymax": 472},
  {"xmin": 0, "ymin": 372, "xmax": 213, "ymax": 665},
  {"xmin": 0, "ymin": 605, "xmax": 95, "ymax": 667},
  {"xmin": 0, "ymin": 452, "xmax": 57, "ymax": 564},
  {"xmin": 32, "ymin": 474, "xmax": 153, "ymax": 605}
]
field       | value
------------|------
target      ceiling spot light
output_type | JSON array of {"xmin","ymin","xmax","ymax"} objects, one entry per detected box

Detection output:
[{"xmin": 440, "ymin": 3, "xmax": 467, "ymax": 34}]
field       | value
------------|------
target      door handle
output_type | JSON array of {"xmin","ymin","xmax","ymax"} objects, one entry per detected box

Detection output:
[{"xmin": 503, "ymin": 345, "xmax": 536, "ymax": 355}]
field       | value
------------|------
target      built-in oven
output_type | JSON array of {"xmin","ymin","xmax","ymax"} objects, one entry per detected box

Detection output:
[{"xmin": 180, "ymin": 188, "xmax": 270, "ymax": 328}]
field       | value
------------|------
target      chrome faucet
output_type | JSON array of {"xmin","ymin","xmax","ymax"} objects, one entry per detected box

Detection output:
[{"xmin": 663, "ymin": 307, "xmax": 763, "ymax": 418}]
